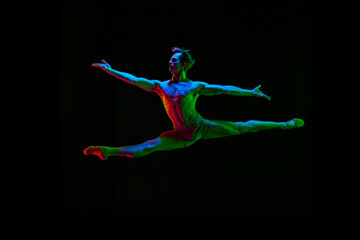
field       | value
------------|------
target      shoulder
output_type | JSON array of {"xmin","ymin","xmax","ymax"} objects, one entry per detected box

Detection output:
[
  {"xmin": 151, "ymin": 79, "xmax": 169, "ymax": 92},
  {"xmin": 188, "ymin": 81, "xmax": 209, "ymax": 95}
]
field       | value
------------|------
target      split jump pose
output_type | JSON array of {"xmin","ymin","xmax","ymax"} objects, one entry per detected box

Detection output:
[{"xmin": 84, "ymin": 47, "xmax": 304, "ymax": 160}]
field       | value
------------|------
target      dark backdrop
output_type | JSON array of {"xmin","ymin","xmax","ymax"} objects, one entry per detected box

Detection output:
[{"xmin": 61, "ymin": 0, "xmax": 317, "ymax": 216}]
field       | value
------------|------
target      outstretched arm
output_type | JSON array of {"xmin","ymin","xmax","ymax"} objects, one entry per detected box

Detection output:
[
  {"xmin": 92, "ymin": 59, "xmax": 159, "ymax": 92},
  {"xmin": 199, "ymin": 83, "xmax": 271, "ymax": 101}
]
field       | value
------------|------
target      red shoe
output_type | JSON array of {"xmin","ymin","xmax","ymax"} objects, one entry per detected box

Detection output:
[
  {"xmin": 282, "ymin": 118, "xmax": 305, "ymax": 130},
  {"xmin": 83, "ymin": 146, "xmax": 108, "ymax": 160}
]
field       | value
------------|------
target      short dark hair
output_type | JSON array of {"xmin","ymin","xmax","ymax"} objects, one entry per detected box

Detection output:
[{"xmin": 171, "ymin": 47, "xmax": 195, "ymax": 72}]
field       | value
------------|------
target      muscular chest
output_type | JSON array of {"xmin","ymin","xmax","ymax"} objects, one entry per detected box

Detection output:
[{"xmin": 161, "ymin": 82, "xmax": 195, "ymax": 101}]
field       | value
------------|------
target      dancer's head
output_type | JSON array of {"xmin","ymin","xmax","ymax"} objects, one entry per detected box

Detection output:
[{"xmin": 168, "ymin": 47, "xmax": 195, "ymax": 75}]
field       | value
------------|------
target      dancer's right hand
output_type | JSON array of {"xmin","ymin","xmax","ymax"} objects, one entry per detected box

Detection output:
[{"xmin": 92, "ymin": 59, "xmax": 111, "ymax": 71}]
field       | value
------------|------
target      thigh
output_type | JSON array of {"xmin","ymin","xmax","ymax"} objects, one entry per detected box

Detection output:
[
  {"xmin": 204, "ymin": 119, "xmax": 242, "ymax": 139},
  {"xmin": 157, "ymin": 130, "xmax": 198, "ymax": 149}
]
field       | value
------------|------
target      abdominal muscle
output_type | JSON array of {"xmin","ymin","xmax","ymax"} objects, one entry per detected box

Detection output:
[
  {"xmin": 161, "ymin": 95, "xmax": 209, "ymax": 140},
  {"xmin": 155, "ymin": 80, "xmax": 211, "ymax": 140}
]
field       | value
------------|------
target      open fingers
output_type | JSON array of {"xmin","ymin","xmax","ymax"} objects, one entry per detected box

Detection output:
[
  {"xmin": 101, "ymin": 59, "xmax": 109, "ymax": 65},
  {"xmin": 91, "ymin": 63, "xmax": 102, "ymax": 68}
]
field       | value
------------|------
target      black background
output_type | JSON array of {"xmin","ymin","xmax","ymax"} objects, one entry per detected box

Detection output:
[{"xmin": 61, "ymin": 0, "xmax": 317, "ymax": 216}]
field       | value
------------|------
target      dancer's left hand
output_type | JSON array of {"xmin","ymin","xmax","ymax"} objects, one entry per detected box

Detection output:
[{"xmin": 252, "ymin": 85, "xmax": 271, "ymax": 101}]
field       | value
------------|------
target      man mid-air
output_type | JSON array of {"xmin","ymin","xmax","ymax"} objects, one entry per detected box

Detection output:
[{"xmin": 84, "ymin": 47, "xmax": 304, "ymax": 160}]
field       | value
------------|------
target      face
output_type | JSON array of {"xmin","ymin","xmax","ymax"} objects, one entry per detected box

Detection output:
[{"xmin": 168, "ymin": 53, "xmax": 184, "ymax": 74}]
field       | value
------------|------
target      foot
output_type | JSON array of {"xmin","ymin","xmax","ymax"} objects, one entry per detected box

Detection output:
[
  {"xmin": 83, "ymin": 146, "xmax": 108, "ymax": 160},
  {"xmin": 282, "ymin": 118, "xmax": 305, "ymax": 130}
]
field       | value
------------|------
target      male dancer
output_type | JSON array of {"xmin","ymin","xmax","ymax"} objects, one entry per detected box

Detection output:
[{"xmin": 84, "ymin": 47, "xmax": 304, "ymax": 160}]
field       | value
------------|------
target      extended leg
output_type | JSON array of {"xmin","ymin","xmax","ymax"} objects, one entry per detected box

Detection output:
[
  {"xmin": 84, "ymin": 131, "xmax": 198, "ymax": 160},
  {"xmin": 204, "ymin": 118, "xmax": 304, "ymax": 139}
]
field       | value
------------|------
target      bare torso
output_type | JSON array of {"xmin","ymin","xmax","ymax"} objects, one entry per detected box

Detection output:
[{"xmin": 155, "ymin": 80, "xmax": 205, "ymax": 132}]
